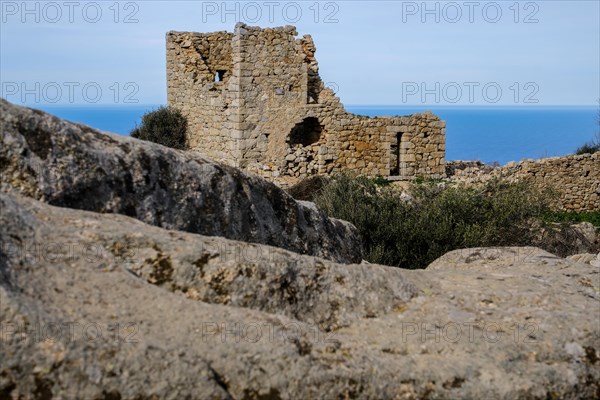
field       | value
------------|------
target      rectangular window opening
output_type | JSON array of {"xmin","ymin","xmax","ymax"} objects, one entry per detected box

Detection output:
[
  {"xmin": 390, "ymin": 132, "xmax": 402, "ymax": 176},
  {"xmin": 215, "ymin": 70, "xmax": 226, "ymax": 82}
]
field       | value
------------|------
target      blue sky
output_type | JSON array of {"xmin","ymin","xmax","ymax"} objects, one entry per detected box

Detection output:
[{"xmin": 1, "ymin": 0, "xmax": 599, "ymax": 106}]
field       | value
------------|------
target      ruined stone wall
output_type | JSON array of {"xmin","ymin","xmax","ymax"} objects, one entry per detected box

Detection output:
[
  {"xmin": 446, "ymin": 152, "xmax": 600, "ymax": 212},
  {"xmin": 273, "ymin": 106, "xmax": 446, "ymax": 179},
  {"xmin": 166, "ymin": 24, "xmax": 446, "ymax": 181},
  {"xmin": 166, "ymin": 30, "xmax": 237, "ymax": 163},
  {"xmin": 233, "ymin": 24, "xmax": 311, "ymax": 166}
]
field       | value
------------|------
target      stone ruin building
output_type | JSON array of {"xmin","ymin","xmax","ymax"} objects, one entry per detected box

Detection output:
[{"xmin": 166, "ymin": 23, "xmax": 446, "ymax": 181}]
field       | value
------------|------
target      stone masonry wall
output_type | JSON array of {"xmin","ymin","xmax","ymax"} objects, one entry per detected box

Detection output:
[
  {"xmin": 166, "ymin": 24, "xmax": 446, "ymax": 181},
  {"xmin": 446, "ymin": 152, "xmax": 600, "ymax": 212},
  {"xmin": 166, "ymin": 30, "xmax": 237, "ymax": 162},
  {"xmin": 274, "ymin": 106, "xmax": 445, "ymax": 179}
]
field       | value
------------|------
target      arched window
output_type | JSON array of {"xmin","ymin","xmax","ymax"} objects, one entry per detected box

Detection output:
[{"xmin": 289, "ymin": 117, "xmax": 323, "ymax": 147}]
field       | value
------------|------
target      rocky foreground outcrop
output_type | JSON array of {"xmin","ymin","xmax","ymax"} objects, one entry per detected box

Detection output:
[
  {"xmin": 0, "ymin": 99, "xmax": 361, "ymax": 264},
  {"xmin": 1, "ymin": 192, "xmax": 599, "ymax": 399},
  {"xmin": 1, "ymin": 101, "xmax": 599, "ymax": 398}
]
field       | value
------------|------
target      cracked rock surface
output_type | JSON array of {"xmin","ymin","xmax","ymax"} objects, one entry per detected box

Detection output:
[
  {"xmin": 0, "ymin": 99, "xmax": 361, "ymax": 264},
  {"xmin": 1, "ymin": 193, "xmax": 599, "ymax": 399},
  {"xmin": 1, "ymin": 101, "xmax": 599, "ymax": 398}
]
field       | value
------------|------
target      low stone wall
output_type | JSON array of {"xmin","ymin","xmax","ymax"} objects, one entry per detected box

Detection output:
[
  {"xmin": 253, "ymin": 108, "xmax": 446, "ymax": 180},
  {"xmin": 446, "ymin": 152, "xmax": 600, "ymax": 212}
]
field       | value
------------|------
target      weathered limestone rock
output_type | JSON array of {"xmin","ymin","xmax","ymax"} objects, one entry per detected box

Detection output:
[
  {"xmin": 0, "ymin": 192, "xmax": 415, "ymax": 331},
  {"xmin": 1, "ymin": 102, "xmax": 599, "ymax": 398},
  {"xmin": 568, "ymin": 253, "xmax": 600, "ymax": 267},
  {"xmin": 573, "ymin": 222, "xmax": 599, "ymax": 245},
  {"xmin": 0, "ymin": 100, "xmax": 361, "ymax": 264},
  {"xmin": 1, "ymin": 194, "xmax": 599, "ymax": 398},
  {"xmin": 427, "ymin": 246, "xmax": 571, "ymax": 270}
]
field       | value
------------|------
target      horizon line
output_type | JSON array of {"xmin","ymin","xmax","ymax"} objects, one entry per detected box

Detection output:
[{"xmin": 24, "ymin": 103, "xmax": 600, "ymax": 108}]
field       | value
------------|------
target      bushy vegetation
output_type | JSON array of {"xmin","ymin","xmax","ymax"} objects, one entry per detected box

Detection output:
[
  {"xmin": 314, "ymin": 174, "xmax": 560, "ymax": 269},
  {"xmin": 371, "ymin": 176, "xmax": 391, "ymax": 186},
  {"xmin": 575, "ymin": 140, "xmax": 600, "ymax": 155},
  {"xmin": 131, "ymin": 106, "xmax": 188, "ymax": 150},
  {"xmin": 287, "ymin": 175, "xmax": 330, "ymax": 201}
]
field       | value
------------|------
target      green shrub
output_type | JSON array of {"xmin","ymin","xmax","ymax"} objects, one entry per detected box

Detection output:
[
  {"xmin": 414, "ymin": 175, "xmax": 444, "ymax": 185},
  {"xmin": 131, "ymin": 106, "xmax": 188, "ymax": 150},
  {"xmin": 575, "ymin": 128, "xmax": 600, "ymax": 155},
  {"xmin": 371, "ymin": 176, "xmax": 391, "ymax": 186},
  {"xmin": 575, "ymin": 142, "xmax": 600, "ymax": 155},
  {"xmin": 315, "ymin": 174, "xmax": 554, "ymax": 269}
]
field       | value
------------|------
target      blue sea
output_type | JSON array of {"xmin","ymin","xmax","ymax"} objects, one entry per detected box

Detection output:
[{"xmin": 35, "ymin": 104, "xmax": 598, "ymax": 165}]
